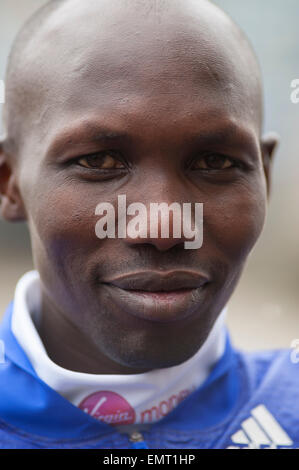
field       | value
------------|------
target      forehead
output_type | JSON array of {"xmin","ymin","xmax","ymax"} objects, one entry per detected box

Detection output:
[{"xmin": 18, "ymin": 0, "xmax": 261, "ymax": 150}]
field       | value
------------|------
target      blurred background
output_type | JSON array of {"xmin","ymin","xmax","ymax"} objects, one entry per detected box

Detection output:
[{"xmin": 0, "ymin": 0, "xmax": 298, "ymax": 350}]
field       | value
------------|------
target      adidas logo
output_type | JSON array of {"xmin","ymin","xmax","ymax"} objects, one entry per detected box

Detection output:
[{"xmin": 227, "ymin": 404, "xmax": 294, "ymax": 449}]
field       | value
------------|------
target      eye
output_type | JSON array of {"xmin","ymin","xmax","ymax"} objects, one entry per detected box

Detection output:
[
  {"xmin": 192, "ymin": 154, "xmax": 236, "ymax": 171},
  {"xmin": 77, "ymin": 151, "xmax": 126, "ymax": 170}
]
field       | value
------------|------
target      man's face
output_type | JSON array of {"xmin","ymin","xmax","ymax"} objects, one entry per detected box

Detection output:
[{"xmin": 2, "ymin": 1, "xmax": 276, "ymax": 372}]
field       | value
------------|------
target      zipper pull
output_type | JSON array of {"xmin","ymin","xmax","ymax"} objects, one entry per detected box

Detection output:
[{"xmin": 129, "ymin": 431, "xmax": 149, "ymax": 449}]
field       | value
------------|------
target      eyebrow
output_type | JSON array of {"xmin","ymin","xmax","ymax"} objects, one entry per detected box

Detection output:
[
  {"xmin": 45, "ymin": 123, "xmax": 133, "ymax": 160},
  {"xmin": 188, "ymin": 122, "xmax": 258, "ymax": 155},
  {"xmin": 45, "ymin": 119, "xmax": 259, "ymax": 161}
]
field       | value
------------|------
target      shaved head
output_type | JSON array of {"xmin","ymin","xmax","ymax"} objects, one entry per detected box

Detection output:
[{"xmin": 3, "ymin": 0, "xmax": 263, "ymax": 155}]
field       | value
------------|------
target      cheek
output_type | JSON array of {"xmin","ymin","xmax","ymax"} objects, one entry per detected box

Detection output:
[
  {"xmin": 26, "ymin": 183, "xmax": 102, "ymax": 275},
  {"xmin": 204, "ymin": 179, "xmax": 267, "ymax": 261}
]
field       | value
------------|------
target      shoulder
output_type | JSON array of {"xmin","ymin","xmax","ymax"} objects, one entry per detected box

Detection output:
[
  {"xmin": 233, "ymin": 345, "xmax": 299, "ymax": 435},
  {"xmin": 231, "ymin": 342, "xmax": 299, "ymax": 399},
  {"xmin": 0, "ymin": 420, "xmax": 40, "ymax": 449},
  {"xmin": 218, "ymin": 344, "xmax": 299, "ymax": 448},
  {"xmin": 235, "ymin": 344, "xmax": 298, "ymax": 386}
]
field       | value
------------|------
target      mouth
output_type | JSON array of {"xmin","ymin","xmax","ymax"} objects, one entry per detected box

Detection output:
[
  {"xmin": 101, "ymin": 270, "xmax": 210, "ymax": 323},
  {"xmin": 103, "ymin": 270, "xmax": 209, "ymax": 291}
]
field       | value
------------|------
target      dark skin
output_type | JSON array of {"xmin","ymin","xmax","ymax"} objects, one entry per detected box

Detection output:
[{"xmin": 0, "ymin": 0, "xmax": 278, "ymax": 374}]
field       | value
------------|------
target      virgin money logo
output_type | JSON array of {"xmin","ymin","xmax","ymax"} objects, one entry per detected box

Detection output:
[
  {"xmin": 140, "ymin": 386, "xmax": 196, "ymax": 423},
  {"xmin": 79, "ymin": 390, "xmax": 136, "ymax": 425}
]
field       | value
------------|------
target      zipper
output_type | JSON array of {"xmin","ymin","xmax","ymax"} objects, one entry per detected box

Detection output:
[{"xmin": 129, "ymin": 431, "xmax": 149, "ymax": 449}]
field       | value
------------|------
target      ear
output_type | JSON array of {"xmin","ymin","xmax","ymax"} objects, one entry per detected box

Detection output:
[
  {"xmin": 260, "ymin": 132, "xmax": 279, "ymax": 199},
  {"xmin": 0, "ymin": 140, "xmax": 27, "ymax": 222}
]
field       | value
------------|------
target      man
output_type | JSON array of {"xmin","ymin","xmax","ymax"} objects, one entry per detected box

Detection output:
[{"xmin": 0, "ymin": 0, "xmax": 297, "ymax": 449}]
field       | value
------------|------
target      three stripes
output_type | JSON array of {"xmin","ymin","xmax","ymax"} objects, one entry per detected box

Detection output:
[{"xmin": 227, "ymin": 404, "xmax": 294, "ymax": 449}]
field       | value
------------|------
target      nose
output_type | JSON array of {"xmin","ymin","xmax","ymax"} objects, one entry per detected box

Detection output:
[
  {"xmin": 116, "ymin": 157, "xmax": 204, "ymax": 251},
  {"xmin": 129, "ymin": 236, "xmax": 184, "ymax": 252},
  {"xmin": 123, "ymin": 199, "xmax": 199, "ymax": 252},
  {"xmin": 124, "ymin": 202, "xmax": 184, "ymax": 251}
]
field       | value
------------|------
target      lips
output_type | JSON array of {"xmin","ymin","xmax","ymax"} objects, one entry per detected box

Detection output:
[
  {"xmin": 103, "ymin": 270, "xmax": 209, "ymax": 292},
  {"xmin": 101, "ymin": 270, "xmax": 210, "ymax": 323}
]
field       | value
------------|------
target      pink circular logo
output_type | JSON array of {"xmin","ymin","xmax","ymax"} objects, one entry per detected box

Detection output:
[{"xmin": 78, "ymin": 391, "xmax": 136, "ymax": 425}]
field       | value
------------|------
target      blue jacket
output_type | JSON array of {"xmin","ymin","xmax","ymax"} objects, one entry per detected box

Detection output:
[{"xmin": 0, "ymin": 301, "xmax": 298, "ymax": 449}]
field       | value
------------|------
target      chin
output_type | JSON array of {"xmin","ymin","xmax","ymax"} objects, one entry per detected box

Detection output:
[{"xmin": 104, "ymin": 336, "xmax": 205, "ymax": 372}]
